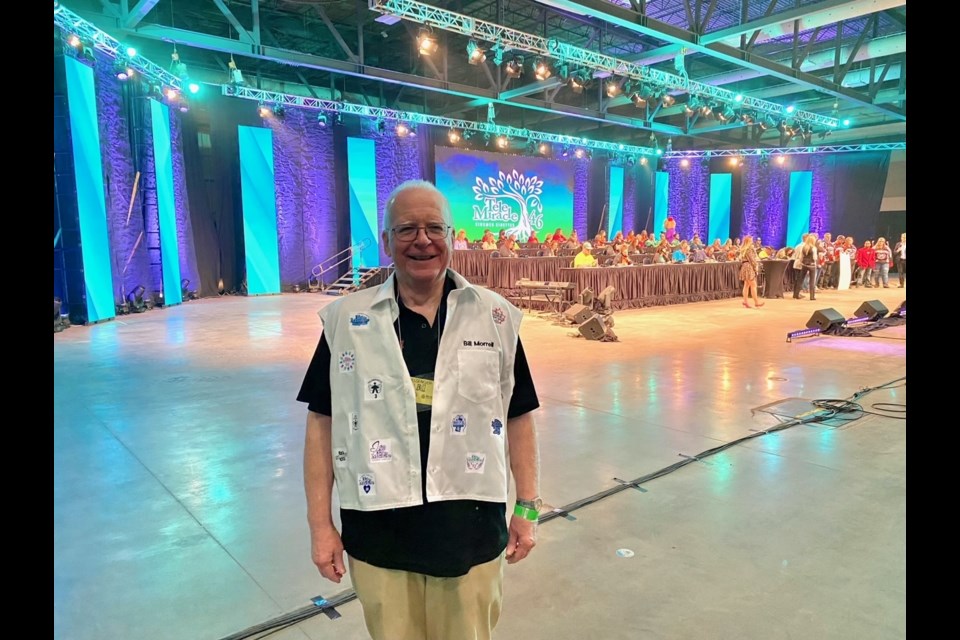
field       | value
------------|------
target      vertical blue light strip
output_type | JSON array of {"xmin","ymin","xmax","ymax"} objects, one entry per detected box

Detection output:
[
  {"xmin": 150, "ymin": 100, "xmax": 182, "ymax": 305},
  {"xmin": 607, "ymin": 166, "xmax": 624, "ymax": 236},
  {"xmin": 238, "ymin": 125, "xmax": 281, "ymax": 295},
  {"xmin": 64, "ymin": 56, "xmax": 115, "ymax": 323},
  {"xmin": 654, "ymin": 171, "xmax": 669, "ymax": 236},
  {"xmin": 787, "ymin": 171, "xmax": 813, "ymax": 249},
  {"xmin": 347, "ymin": 137, "xmax": 380, "ymax": 268},
  {"xmin": 708, "ymin": 173, "xmax": 732, "ymax": 244}
]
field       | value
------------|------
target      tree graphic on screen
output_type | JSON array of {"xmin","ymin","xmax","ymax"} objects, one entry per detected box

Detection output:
[{"xmin": 472, "ymin": 170, "xmax": 544, "ymax": 241}]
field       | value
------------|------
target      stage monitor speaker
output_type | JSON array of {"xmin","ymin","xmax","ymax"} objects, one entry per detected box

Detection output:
[
  {"xmin": 854, "ymin": 299, "xmax": 888, "ymax": 321},
  {"xmin": 806, "ymin": 308, "xmax": 845, "ymax": 331},
  {"xmin": 578, "ymin": 315, "xmax": 606, "ymax": 340},
  {"xmin": 564, "ymin": 303, "xmax": 593, "ymax": 325}
]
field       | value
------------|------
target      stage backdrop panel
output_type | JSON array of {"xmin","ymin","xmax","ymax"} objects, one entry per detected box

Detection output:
[
  {"xmin": 238, "ymin": 125, "xmax": 281, "ymax": 295},
  {"xmin": 608, "ymin": 165, "xmax": 624, "ymax": 236},
  {"xmin": 709, "ymin": 173, "xmax": 732, "ymax": 244},
  {"xmin": 64, "ymin": 55, "xmax": 115, "ymax": 323},
  {"xmin": 150, "ymin": 99, "xmax": 182, "ymax": 305},
  {"xmin": 654, "ymin": 171, "xmax": 669, "ymax": 236},
  {"xmin": 347, "ymin": 137, "xmax": 380, "ymax": 269},
  {"xmin": 435, "ymin": 146, "xmax": 574, "ymax": 242},
  {"xmin": 787, "ymin": 171, "xmax": 813, "ymax": 249}
]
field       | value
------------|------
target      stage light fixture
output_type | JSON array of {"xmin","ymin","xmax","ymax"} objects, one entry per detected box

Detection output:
[
  {"xmin": 127, "ymin": 285, "xmax": 147, "ymax": 313},
  {"xmin": 228, "ymin": 57, "xmax": 245, "ymax": 85},
  {"xmin": 496, "ymin": 135, "xmax": 509, "ymax": 149},
  {"xmin": 170, "ymin": 48, "xmax": 188, "ymax": 79},
  {"xmin": 680, "ymin": 158, "xmax": 690, "ymax": 168},
  {"xmin": 466, "ymin": 40, "xmax": 486, "ymax": 65},
  {"xmin": 574, "ymin": 148, "xmax": 585, "ymax": 159},
  {"xmin": 699, "ymin": 102, "xmax": 713, "ymax": 118},
  {"xmin": 164, "ymin": 87, "xmax": 179, "ymax": 101},
  {"xmin": 734, "ymin": 93, "xmax": 744, "ymax": 103},
  {"xmin": 538, "ymin": 142, "xmax": 550, "ymax": 155},
  {"xmin": 605, "ymin": 79, "xmax": 621, "ymax": 98},
  {"xmin": 776, "ymin": 155, "xmax": 786, "ymax": 166},
  {"xmin": 178, "ymin": 98, "xmax": 190, "ymax": 113},
  {"xmin": 505, "ymin": 56, "xmax": 524, "ymax": 78},
  {"xmin": 187, "ymin": 82, "xmax": 200, "ymax": 95},
  {"xmin": 396, "ymin": 122, "xmax": 410, "ymax": 137},
  {"xmin": 273, "ymin": 103, "xmax": 286, "ymax": 118},
  {"xmin": 630, "ymin": 89, "xmax": 647, "ymax": 107},
  {"xmin": 569, "ymin": 70, "xmax": 588, "ymax": 94},
  {"xmin": 113, "ymin": 59, "xmax": 134, "ymax": 81},
  {"xmin": 785, "ymin": 105, "xmax": 796, "ymax": 114},
  {"xmin": 447, "ymin": 128, "xmax": 461, "ymax": 143},
  {"xmin": 718, "ymin": 105, "xmax": 736, "ymax": 122},
  {"xmin": 533, "ymin": 56, "xmax": 552, "ymax": 80},
  {"xmin": 317, "ymin": 112, "xmax": 329, "ymax": 127},
  {"xmin": 125, "ymin": 46, "xmax": 137, "ymax": 57},
  {"xmin": 661, "ymin": 92, "xmax": 675, "ymax": 107},
  {"xmin": 67, "ymin": 34, "xmax": 81, "ymax": 48},
  {"xmin": 417, "ymin": 29, "xmax": 438, "ymax": 56}
]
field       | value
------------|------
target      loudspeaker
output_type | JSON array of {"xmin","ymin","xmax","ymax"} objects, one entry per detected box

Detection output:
[
  {"xmin": 806, "ymin": 308, "xmax": 845, "ymax": 331},
  {"xmin": 564, "ymin": 303, "xmax": 593, "ymax": 324},
  {"xmin": 854, "ymin": 299, "xmax": 888, "ymax": 321},
  {"xmin": 578, "ymin": 316, "xmax": 606, "ymax": 340}
]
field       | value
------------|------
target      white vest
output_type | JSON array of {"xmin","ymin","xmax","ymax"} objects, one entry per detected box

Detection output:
[{"xmin": 318, "ymin": 270, "xmax": 523, "ymax": 511}]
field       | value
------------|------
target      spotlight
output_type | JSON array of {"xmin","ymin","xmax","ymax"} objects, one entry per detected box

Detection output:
[
  {"xmin": 533, "ymin": 57, "xmax": 552, "ymax": 80},
  {"xmin": 740, "ymin": 111, "xmax": 755, "ymax": 124},
  {"xmin": 729, "ymin": 157, "xmax": 739, "ymax": 167},
  {"xmin": 273, "ymin": 103, "xmax": 286, "ymax": 118},
  {"xmin": 699, "ymin": 102, "xmax": 713, "ymax": 117},
  {"xmin": 496, "ymin": 135, "xmax": 509, "ymax": 149},
  {"xmin": 734, "ymin": 93, "xmax": 744, "ymax": 103},
  {"xmin": 376, "ymin": 119, "xmax": 386, "ymax": 133},
  {"xmin": 630, "ymin": 90, "xmax": 647, "ymax": 107},
  {"xmin": 67, "ymin": 34, "xmax": 82, "ymax": 49},
  {"xmin": 574, "ymin": 148, "xmax": 584, "ymax": 159},
  {"xmin": 569, "ymin": 70, "xmax": 588, "ymax": 94},
  {"xmin": 841, "ymin": 118, "xmax": 851, "ymax": 127},
  {"xmin": 113, "ymin": 59, "xmax": 134, "ymax": 81},
  {"xmin": 680, "ymin": 158, "xmax": 689, "ymax": 168},
  {"xmin": 661, "ymin": 93, "xmax": 675, "ymax": 107},
  {"xmin": 639, "ymin": 157, "xmax": 648, "ymax": 165},
  {"xmin": 125, "ymin": 46, "xmax": 137, "ymax": 57},
  {"xmin": 538, "ymin": 142, "xmax": 550, "ymax": 155},
  {"xmin": 448, "ymin": 128, "xmax": 461, "ymax": 143},
  {"xmin": 181, "ymin": 279, "xmax": 197, "ymax": 300},
  {"xmin": 776, "ymin": 155, "xmax": 786, "ymax": 165},
  {"xmin": 718, "ymin": 105, "xmax": 736, "ymax": 122},
  {"xmin": 258, "ymin": 102, "xmax": 270, "ymax": 118},
  {"xmin": 605, "ymin": 80, "xmax": 621, "ymax": 98},
  {"xmin": 317, "ymin": 113, "xmax": 329, "ymax": 127},
  {"xmin": 178, "ymin": 98, "xmax": 190, "ymax": 113},
  {"xmin": 785, "ymin": 105, "xmax": 796, "ymax": 114},
  {"xmin": 561, "ymin": 145, "xmax": 570, "ymax": 158},
  {"xmin": 505, "ymin": 56, "xmax": 524, "ymax": 78},
  {"xmin": 466, "ymin": 40, "xmax": 486, "ymax": 65},
  {"xmin": 127, "ymin": 285, "xmax": 147, "ymax": 313},
  {"xmin": 417, "ymin": 29, "xmax": 438, "ymax": 56},
  {"xmin": 164, "ymin": 87, "xmax": 179, "ymax": 101},
  {"xmin": 187, "ymin": 82, "xmax": 200, "ymax": 95},
  {"xmin": 396, "ymin": 122, "xmax": 410, "ymax": 137}
]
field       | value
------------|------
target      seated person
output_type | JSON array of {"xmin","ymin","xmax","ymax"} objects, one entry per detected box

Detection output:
[
  {"xmin": 574, "ymin": 242, "xmax": 598, "ymax": 268},
  {"xmin": 550, "ymin": 228, "xmax": 567, "ymax": 243},
  {"xmin": 690, "ymin": 245, "xmax": 707, "ymax": 263},
  {"xmin": 540, "ymin": 240, "xmax": 558, "ymax": 256},
  {"xmin": 481, "ymin": 236, "xmax": 498, "ymax": 250},
  {"xmin": 615, "ymin": 244, "xmax": 633, "ymax": 266},
  {"xmin": 527, "ymin": 230, "xmax": 540, "ymax": 245},
  {"xmin": 691, "ymin": 234, "xmax": 704, "ymax": 250},
  {"xmin": 453, "ymin": 229, "xmax": 469, "ymax": 250},
  {"xmin": 564, "ymin": 230, "xmax": 582, "ymax": 250},
  {"xmin": 672, "ymin": 241, "xmax": 689, "ymax": 263},
  {"xmin": 593, "ymin": 229, "xmax": 608, "ymax": 247},
  {"xmin": 497, "ymin": 235, "xmax": 518, "ymax": 257}
]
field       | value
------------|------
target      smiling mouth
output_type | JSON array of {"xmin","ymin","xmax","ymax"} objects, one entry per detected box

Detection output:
[{"xmin": 408, "ymin": 255, "xmax": 437, "ymax": 261}]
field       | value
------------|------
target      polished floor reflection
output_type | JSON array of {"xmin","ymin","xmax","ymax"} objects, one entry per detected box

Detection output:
[{"xmin": 54, "ymin": 285, "xmax": 906, "ymax": 640}]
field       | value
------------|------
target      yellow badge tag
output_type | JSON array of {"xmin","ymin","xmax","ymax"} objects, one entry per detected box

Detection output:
[{"xmin": 411, "ymin": 376, "xmax": 434, "ymax": 406}]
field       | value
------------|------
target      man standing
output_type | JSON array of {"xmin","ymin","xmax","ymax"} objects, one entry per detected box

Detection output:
[
  {"xmin": 298, "ymin": 180, "xmax": 541, "ymax": 640},
  {"xmin": 895, "ymin": 232, "xmax": 906, "ymax": 288}
]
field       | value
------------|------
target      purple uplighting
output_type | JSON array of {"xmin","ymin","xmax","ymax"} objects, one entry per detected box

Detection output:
[
  {"xmin": 573, "ymin": 159, "xmax": 589, "ymax": 238},
  {"xmin": 665, "ymin": 158, "xmax": 709, "ymax": 241},
  {"xmin": 375, "ymin": 129, "xmax": 426, "ymax": 265}
]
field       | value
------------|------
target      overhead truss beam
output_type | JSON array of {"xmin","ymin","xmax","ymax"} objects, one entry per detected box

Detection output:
[{"xmin": 370, "ymin": 0, "xmax": 841, "ymax": 128}]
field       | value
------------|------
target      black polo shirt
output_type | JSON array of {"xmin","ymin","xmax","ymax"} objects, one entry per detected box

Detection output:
[{"xmin": 297, "ymin": 276, "xmax": 539, "ymax": 577}]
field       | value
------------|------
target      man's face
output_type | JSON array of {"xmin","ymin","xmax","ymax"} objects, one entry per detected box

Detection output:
[{"xmin": 382, "ymin": 188, "xmax": 452, "ymax": 286}]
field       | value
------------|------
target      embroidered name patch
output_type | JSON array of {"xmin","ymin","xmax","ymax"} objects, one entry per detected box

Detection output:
[
  {"xmin": 465, "ymin": 453, "xmax": 486, "ymax": 474},
  {"xmin": 338, "ymin": 351, "xmax": 356, "ymax": 373}
]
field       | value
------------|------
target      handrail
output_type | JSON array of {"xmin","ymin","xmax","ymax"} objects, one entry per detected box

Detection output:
[{"xmin": 309, "ymin": 239, "xmax": 373, "ymax": 290}]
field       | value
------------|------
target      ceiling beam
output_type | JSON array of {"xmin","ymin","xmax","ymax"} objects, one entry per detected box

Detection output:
[
  {"xmin": 122, "ymin": 0, "xmax": 160, "ymax": 29},
  {"xmin": 700, "ymin": 0, "xmax": 904, "ymax": 45},
  {"xmin": 532, "ymin": 0, "xmax": 905, "ymax": 120}
]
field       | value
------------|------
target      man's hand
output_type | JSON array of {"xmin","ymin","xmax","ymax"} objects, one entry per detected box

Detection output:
[
  {"xmin": 311, "ymin": 524, "xmax": 346, "ymax": 583},
  {"xmin": 505, "ymin": 514, "xmax": 537, "ymax": 564}
]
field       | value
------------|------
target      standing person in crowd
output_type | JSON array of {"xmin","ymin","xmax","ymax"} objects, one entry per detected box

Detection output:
[
  {"xmin": 872, "ymin": 237, "xmax": 894, "ymax": 288},
  {"xmin": 855, "ymin": 240, "xmax": 876, "ymax": 287},
  {"xmin": 739, "ymin": 234, "xmax": 763, "ymax": 308},
  {"xmin": 793, "ymin": 234, "xmax": 818, "ymax": 300},
  {"xmin": 298, "ymin": 180, "xmax": 541, "ymax": 640},
  {"xmin": 895, "ymin": 232, "xmax": 906, "ymax": 288}
]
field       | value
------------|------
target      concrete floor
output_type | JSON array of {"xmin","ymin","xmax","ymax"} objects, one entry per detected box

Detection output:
[{"xmin": 53, "ymin": 283, "xmax": 906, "ymax": 640}]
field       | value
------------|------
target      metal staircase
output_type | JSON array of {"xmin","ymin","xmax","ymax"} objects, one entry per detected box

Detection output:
[{"xmin": 308, "ymin": 240, "xmax": 391, "ymax": 296}]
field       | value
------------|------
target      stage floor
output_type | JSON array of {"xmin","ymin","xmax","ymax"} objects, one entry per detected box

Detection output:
[{"xmin": 54, "ymin": 284, "xmax": 907, "ymax": 640}]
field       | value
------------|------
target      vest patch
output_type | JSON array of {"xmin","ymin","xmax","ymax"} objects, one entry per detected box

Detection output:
[
  {"xmin": 466, "ymin": 453, "xmax": 486, "ymax": 474},
  {"xmin": 358, "ymin": 473, "xmax": 376, "ymax": 496}
]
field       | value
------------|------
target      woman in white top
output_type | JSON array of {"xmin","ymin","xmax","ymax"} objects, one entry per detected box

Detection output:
[{"xmin": 453, "ymin": 229, "xmax": 469, "ymax": 250}]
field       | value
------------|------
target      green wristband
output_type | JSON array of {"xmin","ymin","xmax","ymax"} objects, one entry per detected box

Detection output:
[{"xmin": 514, "ymin": 503, "xmax": 539, "ymax": 522}]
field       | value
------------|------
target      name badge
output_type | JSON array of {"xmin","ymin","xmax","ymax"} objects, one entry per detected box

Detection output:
[{"xmin": 411, "ymin": 376, "xmax": 434, "ymax": 406}]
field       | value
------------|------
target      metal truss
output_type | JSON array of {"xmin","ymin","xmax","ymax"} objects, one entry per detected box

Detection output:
[
  {"xmin": 223, "ymin": 85, "xmax": 660, "ymax": 156},
  {"xmin": 663, "ymin": 143, "xmax": 906, "ymax": 159},
  {"xmin": 54, "ymin": 3, "xmax": 182, "ymax": 90},
  {"xmin": 369, "ymin": 0, "xmax": 840, "ymax": 129}
]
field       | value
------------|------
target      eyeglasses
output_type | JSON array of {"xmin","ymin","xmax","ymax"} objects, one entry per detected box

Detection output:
[{"xmin": 390, "ymin": 223, "xmax": 451, "ymax": 241}]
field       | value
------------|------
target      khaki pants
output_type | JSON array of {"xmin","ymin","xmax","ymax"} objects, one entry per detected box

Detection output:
[{"xmin": 348, "ymin": 553, "xmax": 505, "ymax": 640}]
